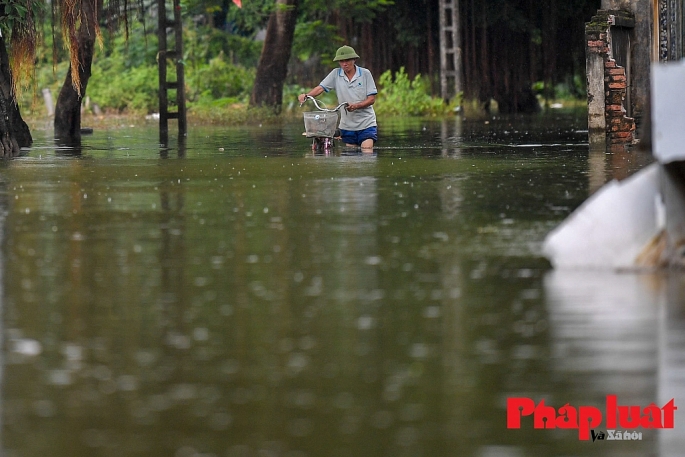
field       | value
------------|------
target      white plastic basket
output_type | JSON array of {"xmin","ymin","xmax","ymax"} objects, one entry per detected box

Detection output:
[{"xmin": 303, "ymin": 111, "xmax": 339, "ymax": 138}]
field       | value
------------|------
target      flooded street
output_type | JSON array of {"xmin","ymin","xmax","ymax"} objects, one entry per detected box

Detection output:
[{"xmin": 1, "ymin": 114, "xmax": 683, "ymax": 457}]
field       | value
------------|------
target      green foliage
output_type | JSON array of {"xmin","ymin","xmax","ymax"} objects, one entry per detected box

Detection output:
[
  {"xmin": 181, "ymin": 0, "xmax": 272, "ymax": 35},
  {"xmin": 87, "ymin": 45, "xmax": 256, "ymax": 114},
  {"xmin": 24, "ymin": 19, "xmax": 258, "ymax": 116},
  {"xmin": 280, "ymin": 83, "xmax": 340, "ymax": 112},
  {"xmin": 88, "ymin": 64, "xmax": 159, "ymax": 113},
  {"xmin": 0, "ymin": 0, "xmax": 44, "ymax": 35},
  {"xmin": 98, "ymin": 26, "xmax": 158, "ymax": 68},
  {"xmin": 79, "ymin": 25, "xmax": 160, "ymax": 113},
  {"xmin": 281, "ymin": 83, "xmax": 307, "ymax": 111},
  {"xmin": 18, "ymin": 0, "xmax": 461, "ymax": 123},
  {"xmin": 184, "ymin": 25, "xmax": 262, "ymax": 69},
  {"xmin": 532, "ymin": 74, "xmax": 587, "ymax": 103},
  {"xmin": 375, "ymin": 67, "xmax": 453, "ymax": 117},
  {"xmin": 183, "ymin": 24, "xmax": 258, "ymax": 110},
  {"xmin": 318, "ymin": 0, "xmax": 393, "ymax": 23},
  {"xmin": 226, "ymin": 0, "xmax": 274, "ymax": 34},
  {"xmin": 16, "ymin": 60, "xmax": 66, "ymax": 117},
  {"xmin": 186, "ymin": 52, "xmax": 255, "ymax": 102},
  {"xmin": 292, "ymin": 20, "xmax": 341, "ymax": 61}
]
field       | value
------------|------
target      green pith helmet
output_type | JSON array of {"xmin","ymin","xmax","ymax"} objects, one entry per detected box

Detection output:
[{"xmin": 333, "ymin": 45, "xmax": 360, "ymax": 61}]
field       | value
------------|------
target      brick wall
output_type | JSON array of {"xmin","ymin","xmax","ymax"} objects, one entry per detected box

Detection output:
[
  {"xmin": 605, "ymin": 58, "xmax": 635, "ymax": 149},
  {"xmin": 586, "ymin": 11, "xmax": 636, "ymax": 151}
]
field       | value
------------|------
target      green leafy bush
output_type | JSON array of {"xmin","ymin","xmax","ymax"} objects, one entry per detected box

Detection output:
[
  {"xmin": 375, "ymin": 67, "xmax": 453, "ymax": 116},
  {"xmin": 186, "ymin": 53, "xmax": 255, "ymax": 102},
  {"xmin": 20, "ymin": 15, "xmax": 454, "ymax": 122},
  {"xmin": 88, "ymin": 61, "xmax": 159, "ymax": 113},
  {"xmin": 184, "ymin": 25, "xmax": 263, "ymax": 69},
  {"xmin": 292, "ymin": 21, "xmax": 341, "ymax": 61}
]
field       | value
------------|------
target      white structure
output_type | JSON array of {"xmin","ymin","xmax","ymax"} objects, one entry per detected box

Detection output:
[{"xmin": 544, "ymin": 61, "xmax": 685, "ymax": 270}]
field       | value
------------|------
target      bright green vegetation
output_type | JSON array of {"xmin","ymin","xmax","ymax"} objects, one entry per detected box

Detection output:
[
  {"xmin": 20, "ymin": 19, "xmax": 455, "ymax": 124},
  {"xmin": 18, "ymin": 0, "xmax": 589, "ymax": 125},
  {"xmin": 375, "ymin": 68, "xmax": 457, "ymax": 116}
]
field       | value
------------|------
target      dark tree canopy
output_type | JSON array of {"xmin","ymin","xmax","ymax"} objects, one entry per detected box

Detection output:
[{"xmin": 262, "ymin": 0, "xmax": 600, "ymax": 113}]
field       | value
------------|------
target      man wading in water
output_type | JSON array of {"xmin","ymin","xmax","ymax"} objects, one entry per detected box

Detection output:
[{"xmin": 298, "ymin": 45, "xmax": 378, "ymax": 152}]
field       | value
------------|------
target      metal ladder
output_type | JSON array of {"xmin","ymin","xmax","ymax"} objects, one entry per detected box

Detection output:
[
  {"xmin": 158, "ymin": 0, "xmax": 187, "ymax": 144},
  {"xmin": 438, "ymin": 0, "xmax": 462, "ymax": 103}
]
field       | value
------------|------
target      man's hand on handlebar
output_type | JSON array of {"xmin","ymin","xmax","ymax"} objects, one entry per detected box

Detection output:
[{"xmin": 298, "ymin": 93, "xmax": 311, "ymax": 106}]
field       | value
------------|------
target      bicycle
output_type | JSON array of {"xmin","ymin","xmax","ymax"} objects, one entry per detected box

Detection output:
[{"xmin": 300, "ymin": 95, "xmax": 348, "ymax": 151}]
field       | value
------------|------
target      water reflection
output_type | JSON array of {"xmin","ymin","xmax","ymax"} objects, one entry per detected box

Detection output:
[
  {"xmin": 544, "ymin": 271, "xmax": 685, "ymax": 456},
  {"xmin": 0, "ymin": 175, "xmax": 6, "ymax": 454},
  {"xmin": 160, "ymin": 135, "xmax": 187, "ymax": 159},
  {"xmin": 441, "ymin": 117, "xmax": 463, "ymax": 157},
  {"xmin": 1, "ymin": 115, "xmax": 682, "ymax": 457}
]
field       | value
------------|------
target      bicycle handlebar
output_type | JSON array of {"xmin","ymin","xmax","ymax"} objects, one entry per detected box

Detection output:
[{"xmin": 300, "ymin": 95, "xmax": 348, "ymax": 112}]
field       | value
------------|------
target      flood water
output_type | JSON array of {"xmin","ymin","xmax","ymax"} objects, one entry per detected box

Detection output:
[{"xmin": 1, "ymin": 114, "xmax": 683, "ymax": 457}]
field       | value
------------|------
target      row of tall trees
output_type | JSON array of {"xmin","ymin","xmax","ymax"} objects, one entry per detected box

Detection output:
[
  {"xmin": 250, "ymin": 0, "xmax": 600, "ymax": 113},
  {"xmin": 0, "ymin": 0, "xmax": 601, "ymax": 155}
]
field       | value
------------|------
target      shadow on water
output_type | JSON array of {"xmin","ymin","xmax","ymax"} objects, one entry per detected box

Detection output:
[{"xmin": 0, "ymin": 113, "xmax": 681, "ymax": 457}]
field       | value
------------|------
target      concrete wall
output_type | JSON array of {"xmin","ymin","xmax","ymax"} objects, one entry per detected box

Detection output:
[{"xmin": 587, "ymin": 49, "xmax": 606, "ymax": 141}]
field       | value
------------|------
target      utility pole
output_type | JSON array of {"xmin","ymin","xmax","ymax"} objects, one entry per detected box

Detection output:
[
  {"xmin": 158, "ymin": 0, "xmax": 187, "ymax": 145},
  {"xmin": 438, "ymin": 0, "xmax": 462, "ymax": 104}
]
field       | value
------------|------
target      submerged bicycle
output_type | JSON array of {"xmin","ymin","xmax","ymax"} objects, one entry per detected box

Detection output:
[{"xmin": 299, "ymin": 95, "xmax": 348, "ymax": 151}]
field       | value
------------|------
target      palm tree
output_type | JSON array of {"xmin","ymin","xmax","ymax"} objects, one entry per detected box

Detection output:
[
  {"xmin": 0, "ymin": 0, "xmax": 136, "ymax": 152},
  {"xmin": 54, "ymin": 0, "xmax": 103, "ymax": 144},
  {"xmin": 0, "ymin": 0, "xmax": 39, "ymax": 157}
]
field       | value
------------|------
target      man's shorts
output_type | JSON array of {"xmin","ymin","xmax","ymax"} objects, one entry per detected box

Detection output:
[{"xmin": 340, "ymin": 126, "xmax": 378, "ymax": 146}]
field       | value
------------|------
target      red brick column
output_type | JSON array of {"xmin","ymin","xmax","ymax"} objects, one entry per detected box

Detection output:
[{"xmin": 605, "ymin": 59, "xmax": 635, "ymax": 150}]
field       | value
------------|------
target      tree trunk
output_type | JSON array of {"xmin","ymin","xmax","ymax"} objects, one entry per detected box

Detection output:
[
  {"xmin": 479, "ymin": 5, "xmax": 489, "ymax": 102},
  {"xmin": 0, "ymin": 36, "xmax": 32, "ymax": 158},
  {"xmin": 249, "ymin": 0, "xmax": 299, "ymax": 112},
  {"xmin": 542, "ymin": 0, "xmax": 558, "ymax": 103},
  {"xmin": 54, "ymin": 0, "xmax": 100, "ymax": 144},
  {"xmin": 467, "ymin": 0, "xmax": 477, "ymax": 98},
  {"xmin": 427, "ymin": 1, "xmax": 437, "ymax": 94},
  {"xmin": 361, "ymin": 22, "xmax": 376, "ymax": 77}
]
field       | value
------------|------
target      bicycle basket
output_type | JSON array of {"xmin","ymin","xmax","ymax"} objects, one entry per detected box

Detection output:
[{"xmin": 303, "ymin": 112, "xmax": 339, "ymax": 138}]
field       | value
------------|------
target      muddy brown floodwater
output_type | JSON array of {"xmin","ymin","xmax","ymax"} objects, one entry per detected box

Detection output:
[{"xmin": 1, "ymin": 114, "xmax": 682, "ymax": 457}]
